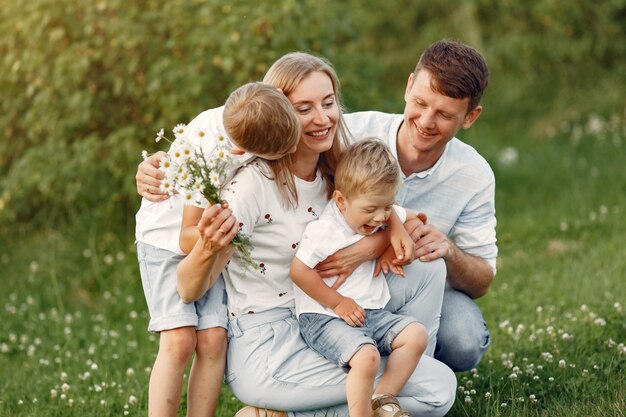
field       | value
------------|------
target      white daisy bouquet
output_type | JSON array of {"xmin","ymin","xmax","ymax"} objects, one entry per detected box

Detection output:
[{"xmin": 149, "ymin": 124, "xmax": 255, "ymax": 269}]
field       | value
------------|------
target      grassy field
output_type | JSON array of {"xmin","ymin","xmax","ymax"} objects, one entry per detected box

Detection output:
[{"xmin": 0, "ymin": 112, "xmax": 624, "ymax": 416}]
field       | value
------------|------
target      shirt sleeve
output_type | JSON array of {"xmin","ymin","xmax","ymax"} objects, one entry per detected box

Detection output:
[
  {"xmin": 295, "ymin": 219, "xmax": 339, "ymax": 269},
  {"xmin": 450, "ymin": 177, "xmax": 498, "ymax": 273},
  {"xmin": 393, "ymin": 204, "xmax": 407, "ymax": 223}
]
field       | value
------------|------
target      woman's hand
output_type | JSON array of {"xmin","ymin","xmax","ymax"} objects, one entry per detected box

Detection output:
[
  {"xmin": 196, "ymin": 202, "xmax": 238, "ymax": 255},
  {"xmin": 136, "ymin": 151, "xmax": 170, "ymax": 202},
  {"xmin": 333, "ymin": 297, "xmax": 365, "ymax": 327}
]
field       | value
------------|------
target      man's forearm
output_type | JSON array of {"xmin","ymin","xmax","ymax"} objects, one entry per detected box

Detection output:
[{"xmin": 444, "ymin": 241, "xmax": 494, "ymax": 299}]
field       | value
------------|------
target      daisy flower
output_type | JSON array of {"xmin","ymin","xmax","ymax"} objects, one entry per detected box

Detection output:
[
  {"xmin": 155, "ymin": 128, "xmax": 165, "ymax": 143},
  {"xmin": 195, "ymin": 126, "xmax": 208, "ymax": 141},
  {"xmin": 173, "ymin": 123, "xmax": 186, "ymax": 138}
]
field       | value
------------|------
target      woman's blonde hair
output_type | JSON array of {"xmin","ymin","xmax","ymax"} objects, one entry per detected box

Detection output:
[{"xmin": 262, "ymin": 52, "xmax": 350, "ymax": 208}]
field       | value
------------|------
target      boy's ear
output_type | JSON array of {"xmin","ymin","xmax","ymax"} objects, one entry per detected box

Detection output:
[
  {"xmin": 333, "ymin": 190, "xmax": 346, "ymax": 211},
  {"xmin": 230, "ymin": 147, "xmax": 245, "ymax": 155}
]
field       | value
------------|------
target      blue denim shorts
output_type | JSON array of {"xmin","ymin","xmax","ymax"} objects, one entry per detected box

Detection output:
[
  {"xmin": 137, "ymin": 241, "xmax": 228, "ymax": 332},
  {"xmin": 298, "ymin": 309, "xmax": 416, "ymax": 368}
]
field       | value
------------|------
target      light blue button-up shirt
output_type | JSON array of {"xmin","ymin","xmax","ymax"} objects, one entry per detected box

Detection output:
[{"xmin": 345, "ymin": 111, "xmax": 498, "ymax": 273}]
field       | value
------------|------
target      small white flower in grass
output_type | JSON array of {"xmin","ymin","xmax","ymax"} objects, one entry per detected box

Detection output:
[
  {"xmin": 128, "ymin": 395, "xmax": 138, "ymax": 405},
  {"xmin": 559, "ymin": 360, "xmax": 566, "ymax": 368},
  {"xmin": 548, "ymin": 376, "xmax": 554, "ymax": 382},
  {"xmin": 484, "ymin": 392, "xmax": 492, "ymax": 399},
  {"xmin": 126, "ymin": 368, "xmax": 135, "ymax": 377},
  {"xmin": 580, "ymin": 304, "xmax": 589, "ymax": 312},
  {"xmin": 61, "ymin": 383, "xmax": 70, "ymax": 393},
  {"xmin": 562, "ymin": 332, "xmax": 573, "ymax": 340},
  {"xmin": 509, "ymin": 373, "xmax": 517, "ymax": 380},
  {"xmin": 60, "ymin": 371, "xmax": 68, "ymax": 381},
  {"xmin": 529, "ymin": 394, "xmax": 537, "ymax": 403},
  {"xmin": 614, "ymin": 302, "xmax": 623, "ymax": 313},
  {"xmin": 68, "ymin": 398, "xmax": 74, "ymax": 406},
  {"xmin": 18, "ymin": 400, "xmax": 23, "ymax": 405},
  {"xmin": 464, "ymin": 396, "xmax": 472, "ymax": 404},
  {"xmin": 155, "ymin": 128, "xmax": 165, "ymax": 142},
  {"xmin": 94, "ymin": 384, "xmax": 102, "ymax": 392},
  {"xmin": 100, "ymin": 400, "xmax": 106, "ymax": 406},
  {"xmin": 457, "ymin": 386, "xmax": 464, "ymax": 394},
  {"xmin": 50, "ymin": 389, "xmax": 58, "ymax": 399},
  {"xmin": 173, "ymin": 124, "xmax": 186, "ymax": 138},
  {"xmin": 501, "ymin": 403, "xmax": 507, "ymax": 408}
]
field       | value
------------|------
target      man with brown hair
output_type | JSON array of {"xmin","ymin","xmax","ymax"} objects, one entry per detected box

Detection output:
[{"xmin": 335, "ymin": 38, "xmax": 496, "ymax": 371}]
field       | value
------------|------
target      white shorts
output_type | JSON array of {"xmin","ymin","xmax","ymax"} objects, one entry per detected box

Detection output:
[{"xmin": 137, "ymin": 241, "xmax": 228, "ymax": 332}]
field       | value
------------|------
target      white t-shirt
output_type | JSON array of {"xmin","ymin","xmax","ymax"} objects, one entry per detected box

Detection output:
[
  {"xmin": 135, "ymin": 106, "xmax": 254, "ymax": 254},
  {"xmin": 221, "ymin": 162, "xmax": 329, "ymax": 317},
  {"xmin": 293, "ymin": 201, "xmax": 406, "ymax": 318}
]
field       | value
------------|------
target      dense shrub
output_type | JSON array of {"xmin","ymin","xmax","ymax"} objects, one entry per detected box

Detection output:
[
  {"xmin": 0, "ymin": 0, "xmax": 375, "ymax": 226},
  {"xmin": 1, "ymin": 0, "xmax": 624, "ymax": 227}
]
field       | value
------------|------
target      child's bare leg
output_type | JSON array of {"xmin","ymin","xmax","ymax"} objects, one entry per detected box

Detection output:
[
  {"xmin": 187, "ymin": 327, "xmax": 228, "ymax": 417},
  {"xmin": 149, "ymin": 327, "xmax": 197, "ymax": 417},
  {"xmin": 347, "ymin": 344, "xmax": 380, "ymax": 417},
  {"xmin": 375, "ymin": 322, "xmax": 428, "ymax": 395}
]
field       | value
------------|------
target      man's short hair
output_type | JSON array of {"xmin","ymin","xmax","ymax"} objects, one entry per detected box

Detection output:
[{"xmin": 414, "ymin": 39, "xmax": 489, "ymax": 111}]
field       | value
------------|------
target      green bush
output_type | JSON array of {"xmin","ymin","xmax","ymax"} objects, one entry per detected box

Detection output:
[
  {"xmin": 0, "ymin": 0, "xmax": 381, "ymax": 226},
  {"xmin": 1, "ymin": 0, "xmax": 624, "ymax": 227}
]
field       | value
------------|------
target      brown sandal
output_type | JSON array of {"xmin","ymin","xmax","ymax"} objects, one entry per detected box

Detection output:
[
  {"xmin": 371, "ymin": 394, "xmax": 411, "ymax": 417},
  {"xmin": 234, "ymin": 406, "xmax": 286, "ymax": 417}
]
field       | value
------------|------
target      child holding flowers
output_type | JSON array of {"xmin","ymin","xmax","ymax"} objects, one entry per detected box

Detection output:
[
  {"xmin": 290, "ymin": 139, "xmax": 428, "ymax": 417},
  {"xmin": 135, "ymin": 82, "xmax": 300, "ymax": 417}
]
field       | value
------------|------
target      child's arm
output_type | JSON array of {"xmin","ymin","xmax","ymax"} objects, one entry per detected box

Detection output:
[
  {"xmin": 376, "ymin": 209, "xmax": 426, "ymax": 276},
  {"xmin": 315, "ymin": 230, "xmax": 390, "ymax": 289},
  {"xmin": 387, "ymin": 208, "xmax": 416, "ymax": 265},
  {"xmin": 290, "ymin": 258, "xmax": 366, "ymax": 327},
  {"xmin": 180, "ymin": 205, "xmax": 203, "ymax": 254}
]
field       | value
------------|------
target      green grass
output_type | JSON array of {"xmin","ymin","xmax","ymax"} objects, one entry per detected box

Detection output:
[{"xmin": 1, "ymin": 114, "xmax": 624, "ymax": 416}]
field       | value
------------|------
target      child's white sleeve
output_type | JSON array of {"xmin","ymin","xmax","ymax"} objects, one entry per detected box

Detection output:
[{"xmin": 393, "ymin": 204, "xmax": 407, "ymax": 224}]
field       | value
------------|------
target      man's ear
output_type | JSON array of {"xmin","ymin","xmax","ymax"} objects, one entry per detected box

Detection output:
[
  {"xmin": 333, "ymin": 190, "xmax": 346, "ymax": 211},
  {"xmin": 463, "ymin": 105, "xmax": 482, "ymax": 129},
  {"xmin": 404, "ymin": 73, "xmax": 415, "ymax": 102}
]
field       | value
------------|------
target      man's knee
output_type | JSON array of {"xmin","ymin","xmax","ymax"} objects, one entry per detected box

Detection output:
[{"xmin": 435, "ymin": 313, "xmax": 490, "ymax": 372}]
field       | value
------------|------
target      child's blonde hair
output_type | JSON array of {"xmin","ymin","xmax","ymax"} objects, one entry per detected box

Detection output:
[
  {"xmin": 334, "ymin": 139, "xmax": 400, "ymax": 200},
  {"xmin": 223, "ymin": 82, "xmax": 300, "ymax": 160}
]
